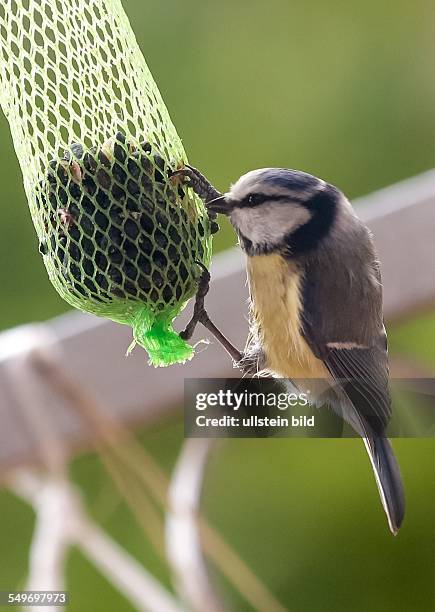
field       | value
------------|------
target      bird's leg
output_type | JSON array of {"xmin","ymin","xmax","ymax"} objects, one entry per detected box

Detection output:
[
  {"xmin": 180, "ymin": 261, "xmax": 243, "ymax": 363},
  {"xmin": 173, "ymin": 166, "xmax": 243, "ymax": 362},
  {"xmin": 170, "ymin": 164, "xmax": 222, "ymax": 234},
  {"xmin": 171, "ymin": 164, "xmax": 222, "ymax": 204}
]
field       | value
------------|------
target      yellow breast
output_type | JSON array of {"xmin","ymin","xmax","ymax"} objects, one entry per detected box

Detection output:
[{"xmin": 247, "ymin": 254, "xmax": 328, "ymax": 378}]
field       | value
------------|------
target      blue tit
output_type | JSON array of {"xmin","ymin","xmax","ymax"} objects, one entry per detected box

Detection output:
[{"xmin": 181, "ymin": 165, "xmax": 405, "ymax": 535}]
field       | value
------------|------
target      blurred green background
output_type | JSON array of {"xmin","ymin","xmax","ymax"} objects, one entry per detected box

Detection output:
[{"xmin": 1, "ymin": 0, "xmax": 435, "ymax": 610}]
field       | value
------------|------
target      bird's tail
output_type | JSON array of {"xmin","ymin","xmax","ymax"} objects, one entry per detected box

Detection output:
[{"xmin": 363, "ymin": 435, "xmax": 405, "ymax": 535}]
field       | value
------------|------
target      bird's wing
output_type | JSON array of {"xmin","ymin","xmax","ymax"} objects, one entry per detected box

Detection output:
[
  {"xmin": 300, "ymin": 253, "xmax": 391, "ymax": 432},
  {"xmin": 296, "ymin": 221, "xmax": 404, "ymax": 534},
  {"xmin": 323, "ymin": 344, "xmax": 391, "ymax": 430},
  {"xmin": 301, "ymin": 285, "xmax": 404, "ymax": 532}
]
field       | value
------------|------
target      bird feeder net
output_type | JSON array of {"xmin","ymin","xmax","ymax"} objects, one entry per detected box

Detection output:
[{"xmin": 0, "ymin": 0, "xmax": 214, "ymax": 366}]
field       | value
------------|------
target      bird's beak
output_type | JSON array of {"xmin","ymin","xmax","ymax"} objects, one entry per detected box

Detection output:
[{"xmin": 206, "ymin": 194, "xmax": 235, "ymax": 215}]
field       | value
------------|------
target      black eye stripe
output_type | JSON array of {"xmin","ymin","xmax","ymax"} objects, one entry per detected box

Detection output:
[
  {"xmin": 244, "ymin": 193, "xmax": 267, "ymax": 207},
  {"xmin": 236, "ymin": 193, "xmax": 305, "ymax": 208}
]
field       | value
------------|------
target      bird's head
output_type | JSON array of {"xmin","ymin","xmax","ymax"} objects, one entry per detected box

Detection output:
[{"xmin": 207, "ymin": 168, "xmax": 340, "ymax": 256}]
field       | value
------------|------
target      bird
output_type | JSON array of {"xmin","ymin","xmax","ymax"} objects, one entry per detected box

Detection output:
[{"xmin": 177, "ymin": 165, "xmax": 405, "ymax": 535}]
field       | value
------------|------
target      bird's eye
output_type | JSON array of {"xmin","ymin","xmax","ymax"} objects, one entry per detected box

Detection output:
[{"xmin": 247, "ymin": 193, "xmax": 263, "ymax": 206}]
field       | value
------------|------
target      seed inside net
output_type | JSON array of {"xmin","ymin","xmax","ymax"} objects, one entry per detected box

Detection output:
[{"xmin": 38, "ymin": 132, "xmax": 216, "ymax": 311}]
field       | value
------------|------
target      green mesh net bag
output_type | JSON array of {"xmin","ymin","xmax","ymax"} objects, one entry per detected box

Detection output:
[{"xmin": 0, "ymin": 0, "xmax": 216, "ymax": 366}]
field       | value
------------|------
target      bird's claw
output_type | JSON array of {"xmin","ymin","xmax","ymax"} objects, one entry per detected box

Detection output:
[{"xmin": 170, "ymin": 164, "xmax": 222, "ymax": 205}]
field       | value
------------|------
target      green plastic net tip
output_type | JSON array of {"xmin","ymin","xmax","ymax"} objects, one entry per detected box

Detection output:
[{"xmin": 0, "ymin": 0, "xmax": 216, "ymax": 367}]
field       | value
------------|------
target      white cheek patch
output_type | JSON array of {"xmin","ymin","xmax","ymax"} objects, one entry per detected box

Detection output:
[{"xmin": 230, "ymin": 201, "xmax": 312, "ymax": 248}]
